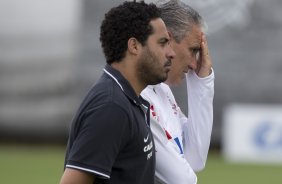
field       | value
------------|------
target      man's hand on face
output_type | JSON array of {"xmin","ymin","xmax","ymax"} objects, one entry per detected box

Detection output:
[{"xmin": 196, "ymin": 33, "xmax": 212, "ymax": 78}]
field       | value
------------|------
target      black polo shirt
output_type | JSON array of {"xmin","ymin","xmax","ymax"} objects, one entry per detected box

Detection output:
[{"xmin": 64, "ymin": 64, "xmax": 155, "ymax": 184}]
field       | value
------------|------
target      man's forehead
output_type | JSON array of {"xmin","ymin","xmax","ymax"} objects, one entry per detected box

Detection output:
[
  {"xmin": 149, "ymin": 18, "xmax": 170, "ymax": 38},
  {"xmin": 150, "ymin": 18, "xmax": 167, "ymax": 32},
  {"xmin": 182, "ymin": 26, "xmax": 201, "ymax": 45}
]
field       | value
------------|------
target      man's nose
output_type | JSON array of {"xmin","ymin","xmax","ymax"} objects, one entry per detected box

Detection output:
[{"xmin": 166, "ymin": 45, "xmax": 176, "ymax": 60}]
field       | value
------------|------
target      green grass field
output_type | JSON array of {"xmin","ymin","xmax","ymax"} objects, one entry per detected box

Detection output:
[
  {"xmin": 198, "ymin": 151, "xmax": 282, "ymax": 184},
  {"xmin": 0, "ymin": 144, "xmax": 65, "ymax": 184},
  {"xmin": 0, "ymin": 144, "xmax": 281, "ymax": 184}
]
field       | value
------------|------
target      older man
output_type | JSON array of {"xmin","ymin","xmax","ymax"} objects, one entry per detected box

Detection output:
[{"xmin": 142, "ymin": 0, "xmax": 214, "ymax": 183}]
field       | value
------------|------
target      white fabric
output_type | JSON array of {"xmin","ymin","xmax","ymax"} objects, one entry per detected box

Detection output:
[{"xmin": 141, "ymin": 69, "xmax": 214, "ymax": 184}]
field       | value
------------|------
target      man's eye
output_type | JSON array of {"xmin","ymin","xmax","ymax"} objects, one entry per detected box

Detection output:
[
  {"xmin": 192, "ymin": 48, "xmax": 200, "ymax": 54},
  {"xmin": 191, "ymin": 48, "xmax": 200, "ymax": 60},
  {"xmin": 196, "ymin": 51, "xmax": 200, "ymax": 60},
  {"xmin": 160, "ymin": 41, "xmax": 169, "ymax": 46}
]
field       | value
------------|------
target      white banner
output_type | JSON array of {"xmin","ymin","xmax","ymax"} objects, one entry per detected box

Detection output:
[{"xmin": 222, "ymin": 103, "xmax": 282, "ymax": 164}]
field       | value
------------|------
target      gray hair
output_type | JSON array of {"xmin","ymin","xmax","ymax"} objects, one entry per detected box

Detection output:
[{"xmin": 157, "ymin": 0, "xmax": 205, "ymax": 43}]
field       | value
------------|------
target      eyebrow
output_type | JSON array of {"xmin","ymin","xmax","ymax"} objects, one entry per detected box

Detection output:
[{"xmin": 190, "ymin": 43, "xmax": 200, "ymax": 50}]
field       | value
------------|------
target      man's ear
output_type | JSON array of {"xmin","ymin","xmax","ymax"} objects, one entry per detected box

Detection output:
[{"xmin": 127, "ymin": 37, "xmax": 141, "ymax": 55}]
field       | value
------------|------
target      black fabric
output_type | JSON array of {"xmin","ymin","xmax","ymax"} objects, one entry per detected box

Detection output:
[{"xmin": 64, "ymin": 64, "xmax": 155, "ymax": 184}]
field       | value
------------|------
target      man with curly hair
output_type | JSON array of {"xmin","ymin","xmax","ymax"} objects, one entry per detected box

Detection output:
[{"xmin": 59, "ymin": 1, "xmax": 175, "ymax": 184}]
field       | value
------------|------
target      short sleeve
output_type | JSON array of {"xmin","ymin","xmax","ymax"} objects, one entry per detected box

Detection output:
[{"xmin": 66, "ymin": 103, "xmax": 130, "ymax": 178}]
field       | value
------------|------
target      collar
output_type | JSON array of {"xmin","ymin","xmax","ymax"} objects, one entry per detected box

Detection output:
[{"xmin": 103, "ymin": 64, "xmax": 149, "ymax": 107}]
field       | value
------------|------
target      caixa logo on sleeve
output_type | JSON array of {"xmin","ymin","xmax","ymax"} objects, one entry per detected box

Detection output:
[{"xmin": 253, "ymin": 120, "xmax": 282, "ymax": 150}]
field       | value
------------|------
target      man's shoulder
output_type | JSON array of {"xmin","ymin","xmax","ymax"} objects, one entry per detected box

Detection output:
[
  {"xmin": 88, "ymin": 80, "xmax": 129, "ymax": 106},
  {"xmin": 141, "ymin": 83, "xmax": 172, "ymax": 100}
]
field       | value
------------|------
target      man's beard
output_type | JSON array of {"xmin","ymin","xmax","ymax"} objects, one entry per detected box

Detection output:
[{"xmin": 137, "ymin": 47, "xmax": 170, "ymax": 86}]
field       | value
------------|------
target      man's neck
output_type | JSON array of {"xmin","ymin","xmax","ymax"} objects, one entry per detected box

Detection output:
[{"xmin": 111, "ymin": 62, "xmax": 145, "ymax": 96}]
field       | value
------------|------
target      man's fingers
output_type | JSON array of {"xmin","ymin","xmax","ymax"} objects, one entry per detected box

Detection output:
[
  {"xmin": 197, "ymin": 33, "xmax": 212, "ymax": 77},
  {"xmin": 201, "ymin": 34, "xmax": 209, "ymax": 57}
]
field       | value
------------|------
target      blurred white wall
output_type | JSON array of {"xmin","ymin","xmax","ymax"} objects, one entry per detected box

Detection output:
[
  {"xmin": 0, "ymin": 0, "xmax": 81, "ymax": 36},
  {"xmin": 0, "ymin": 0, "xmax": 82, "ymax": 141}
]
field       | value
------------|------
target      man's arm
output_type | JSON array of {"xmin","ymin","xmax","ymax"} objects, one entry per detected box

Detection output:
[
  {"xmin": 181, "ymin": 32, "xmax": 214, "ymax": 171},
  {"xmin": 59, "ymin": 168, "xmax": 95, "ymax": 184},
  {"xmin": 181, "ymin": 69, "xmax": 214, "ymax": 171},
  {"xmin": 61, "ymin": 103, "xmax": 130, "ymax": 183}
]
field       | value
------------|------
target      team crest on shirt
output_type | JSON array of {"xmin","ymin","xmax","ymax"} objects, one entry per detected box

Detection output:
[
  {"xmin": 150, "ymin": 105, "xmax": 160, "ymax": 122},
  {"xmin": 167, "ymin": 95, "xmax": 178, "ymax": 115}
]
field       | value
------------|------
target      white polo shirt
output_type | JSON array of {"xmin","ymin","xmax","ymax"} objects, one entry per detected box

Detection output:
[{"xmin": 141, "ymin": 69, "xmax": 214, "ymax": 184}]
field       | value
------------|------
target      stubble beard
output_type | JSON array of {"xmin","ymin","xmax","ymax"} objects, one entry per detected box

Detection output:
[{"xmin": 137, "ymin": 47, "xmax": 168, "ymax": 86}]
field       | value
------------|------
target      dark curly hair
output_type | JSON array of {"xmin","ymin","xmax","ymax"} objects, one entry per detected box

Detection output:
[{"xmin": 100, "ymin": 1, "xmax": 161, "ymax": 64}]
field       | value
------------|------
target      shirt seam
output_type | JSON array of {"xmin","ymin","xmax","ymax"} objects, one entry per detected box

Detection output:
[{"xmin": 66, "ymin": 164, "xmax": 110, "ymax": 179}]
